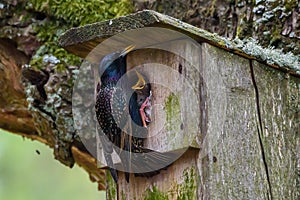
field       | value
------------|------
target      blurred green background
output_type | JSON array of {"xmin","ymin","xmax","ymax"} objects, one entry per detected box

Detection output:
[{"xmin": 0, "ymin": 129, "xmax": 105, "ymax": 200}]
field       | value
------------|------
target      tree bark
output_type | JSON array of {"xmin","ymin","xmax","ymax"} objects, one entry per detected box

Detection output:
[
  {"xmin": 133, "ymin": 0, "xmax": 300, "ymax": 55},
  {"xmin": 0, "ymin": 0, "xmax": 107, "ymax": 189},
  {"xmin": 0, "ymin": 38, "xmax": 33, "ymax": 134}
]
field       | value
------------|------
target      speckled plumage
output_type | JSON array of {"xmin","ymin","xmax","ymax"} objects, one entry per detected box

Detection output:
[
  {"xmin": 95, "ymin": 48, "xmax": 172, "ymax": 183},
  {"xmin": 95, "ymin": 50, "xmax": 129, "ymax": 183}
]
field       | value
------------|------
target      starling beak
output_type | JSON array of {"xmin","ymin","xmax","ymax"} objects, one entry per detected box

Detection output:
[{"xmin": 120, "ymin": 45, "xmax": 135, "ymax": 57}]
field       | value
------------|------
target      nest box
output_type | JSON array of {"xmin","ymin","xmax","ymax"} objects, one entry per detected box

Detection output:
[{"xmin": 59, "ymin": 10, "xmax": 300, "ymax": 200}]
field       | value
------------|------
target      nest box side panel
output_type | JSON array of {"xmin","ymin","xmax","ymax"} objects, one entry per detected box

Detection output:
[
  {"xmin": 198, "ymin": 43, "xmax": 271, "ymax": 199},
  {"xmin": 252, "ymin": 61, "xmax": 299, "ymax": 199}
]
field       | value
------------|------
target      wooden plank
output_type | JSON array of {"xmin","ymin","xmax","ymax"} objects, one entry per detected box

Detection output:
[
  {"xmin": 117, "ymin": 148, "xmax": 199, "ymax": 200},
  {"xmin": 252, "ymin": 61, "xmax": 300, "ymax": 199},
  {"xmin": 198, "ymin": 43, "xmax": 271, "ymax": 199},
  {"xmin": 83, "ymin": 27, "xmax": 187, "ymax": 64},
  {"xmin": 74, "ymin": 32, "xmax": 300, "ymax": 200},
  {"xmin": 126, "ymin": 40, "xmax": 202, "ymax": 152}
]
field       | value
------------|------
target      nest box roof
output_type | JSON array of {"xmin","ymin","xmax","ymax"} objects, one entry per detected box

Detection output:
[{"xmin": 59, "ymin": 10, "xmax": 299, "ymax": 76}]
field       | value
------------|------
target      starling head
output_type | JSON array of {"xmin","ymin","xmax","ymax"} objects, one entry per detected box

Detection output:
[{"xmin": 99, "ymin": 45, "xmax": 135, "ymax": 84}]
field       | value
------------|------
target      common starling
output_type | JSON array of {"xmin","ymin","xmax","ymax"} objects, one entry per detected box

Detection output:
[
  {"xmin": 95, "ymin": 46, "xmax": 172, "ymax": 183},
  {"xmin": 95, "ymin": 45, "xmax": 133, "ymax": 183}
]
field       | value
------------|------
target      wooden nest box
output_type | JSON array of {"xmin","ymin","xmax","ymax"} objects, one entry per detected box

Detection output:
[{"xmin": 59, "ymin": 10, "xmax": 299, "ymax": 200}]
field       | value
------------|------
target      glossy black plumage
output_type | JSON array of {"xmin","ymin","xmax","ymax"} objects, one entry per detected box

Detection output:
[
  {"xmin": 95, "ymin": 50, "xmax": 128, "ymax": 183},
  {"xmin": 95, "ymin": 48, "xmax": 173, "ymax": 184}
]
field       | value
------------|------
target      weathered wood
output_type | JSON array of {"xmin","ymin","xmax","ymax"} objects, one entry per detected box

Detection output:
[
  {"xmin": 96, "ymin": 41, "xmax": 299, "ymax": 200},
  {"xmin": 112, "ymin": 40, "xmax": 201, "ymax": 199},
  {"xmin": 92, "ymin": 31, "xmax": 202, "ymax": 199},
  {"xmin": 115, "ymin": 148, "xmax": 199, "ymax": 200},
  {"xmin": 252, "ymin": 61, "xmax": 299, "ymax": 199},
  {"xmin": 58, "ymin": 10, "xmax": 300, "ymax": 200},
  {"xmin": 59, "ymin": 10, "xmax": 300, "ymax": 77},
  {"xmin": 126, "ymin": 46, "xmax": 201, "ymax": 151},
  {"xmin": 0, "ymin": 38, "xmax": 35, "ymax": 135},
  {"xmin": 199, "ymin": 44, "xmax": 271, "ymax": 199}
]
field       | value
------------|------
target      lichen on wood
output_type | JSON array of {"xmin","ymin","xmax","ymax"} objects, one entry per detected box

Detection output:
[
  {"xmin": 252, "ymin": 60, "xmax": 300, "ymax": 199},
  {"xmin": 132, "ymin": 0, "xmax": 300, "ymax": 55},
  {"xmin": 199, "ymin": 43, "xmax": 272, "ymax": 199},
  {"xmin": 22, "ymin": 63, "xmax": 79, "ymax": 167},
  {"xmin": 58, "ymin": 10, "xmax": 299, "ymax": 198},
  {"xmin": 59, "ymin": 10, "xmax": 300, "ymax": 77},
  {"xmin": 164, "ymin": 93, "xmax": 181, "ymax": 135}
]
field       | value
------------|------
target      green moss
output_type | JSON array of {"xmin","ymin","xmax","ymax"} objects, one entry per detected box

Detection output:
[
  {"xmin": 27, "ymin": 0, "xmax": 133, "ymax": 70},
  {"xmin": 121, "ymin": 191, "xmax": 126, "ymax": 200},
  {"xmin": 143, "ymin": 186, "xmax": 168, "ymax": 200},
  {"xmin": 284, "ymin": 0, "xmax": 298, "ymax": 12},
  {"xmin": 23, "ymin": 1, "xmax": 134, "ymax": 168},
  {"xmin": 164, "ymin": 93, "xmax": 181, "ymax": 133},
  {"xmin": 106, "ymin": 172, "xmax": 117, "ymax": 200},
  {"xmin": 27, "ymin": 0, "xmax": 133, "ymax": 26},
  {"xmin": 270, "ymin": 27, "xmax": 281, "ymax": 47},
  {"xmin": 178, "ymin": 167, "xmax": 197, "ymax": 200}
]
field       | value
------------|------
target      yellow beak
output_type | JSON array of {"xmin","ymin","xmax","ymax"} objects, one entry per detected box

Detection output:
[
  {"xmin": 120, "ymin": 45, "xmax": 135, "ymax": 57},
  {"xmin": 132, "ymin": 70, "xmax": 146, "ymax": 90}
]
